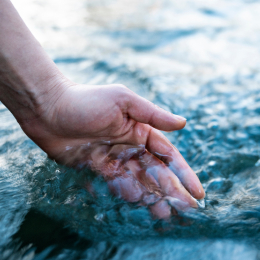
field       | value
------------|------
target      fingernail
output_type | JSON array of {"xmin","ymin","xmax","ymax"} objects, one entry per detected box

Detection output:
[{"xmin": 174, "ymin": 115, "xmax": 187, "ymax": 122}]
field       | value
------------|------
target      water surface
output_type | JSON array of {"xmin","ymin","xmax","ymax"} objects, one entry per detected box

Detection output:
[{"xmin": 1, "ymin": 0, "xmax": 260, "ymax": 259}]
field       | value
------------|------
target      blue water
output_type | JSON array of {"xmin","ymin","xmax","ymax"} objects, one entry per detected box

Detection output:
[{"xmin": 1, "ymin": 0, "xmax": 260, "ymax": 259}]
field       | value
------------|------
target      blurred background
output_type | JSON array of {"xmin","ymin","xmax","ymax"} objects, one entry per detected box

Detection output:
[{"xmin": 1, "ymin": 0, "xmax": 260, "ymax": 259}]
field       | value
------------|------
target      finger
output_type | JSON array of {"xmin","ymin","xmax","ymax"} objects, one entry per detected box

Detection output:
[
  {"xmin": 149, "ymin": 199, "xmax": 172, "ymax": 219},
  {"xmin": 104, "ymin": 153, "xmax": 160, "ymax": 203},
  {"xmin": 126, "ymin": 92, "xmax": 186, "ymax": 131},
  {"xmin": 126, "ymin": 158, "xmax": 163, "ymax": 197},
  {"xmin": 89, "ymin": 145, "xmax": 146, "ymax": 202},
  {"xmin": 138, "ymin": 151, "xmax": 198, "ymax": 207},
  {"xmin": 146, "ymin": 128, "xmax": 205, "ymax": 200},
  {"xmin": 149, "ymin": 196, "xmax": 195, "ymax": 219},
  {"xmin": 107, "ymin": 173, "xmax": 144, "ymax": 202}
]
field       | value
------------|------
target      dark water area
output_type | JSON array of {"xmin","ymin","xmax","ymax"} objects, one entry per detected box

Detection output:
[{"xmin": 1, "ymin": 0, "xmax": 260, "ymax": 259}]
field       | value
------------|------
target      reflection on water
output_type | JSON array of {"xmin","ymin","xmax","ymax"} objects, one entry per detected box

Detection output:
[{"xmin": 1, "ymin": 0, "xmax": 260, "ymax": 259}]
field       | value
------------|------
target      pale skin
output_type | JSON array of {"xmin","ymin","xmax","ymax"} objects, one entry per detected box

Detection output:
[{"xmin": 0, "ymin": 0, "xmax": 205, "ymax": 219}]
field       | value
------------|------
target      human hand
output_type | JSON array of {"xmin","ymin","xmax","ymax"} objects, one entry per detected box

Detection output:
[
  {"xmin": 0, "ymin": 0, "xmax": 204, "ymax": 219},
  {"xmin": 20, "ymin": 83, "xmax": 205, "ymax": 219}
]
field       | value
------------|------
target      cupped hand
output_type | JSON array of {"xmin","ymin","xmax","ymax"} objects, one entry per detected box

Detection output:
[{"xmin": 21, "ymin": 83, "xmax": 205, "ymax": 219}]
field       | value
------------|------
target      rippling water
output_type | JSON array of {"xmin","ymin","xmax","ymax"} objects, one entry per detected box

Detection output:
[{"xmin": 1, "ymin": 0, "xmax": 260, "ymax": 259}]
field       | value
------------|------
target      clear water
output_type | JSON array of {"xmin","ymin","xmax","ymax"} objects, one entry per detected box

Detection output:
[{"xmin": 1, "ymin": 0, "xmax": 260, "ymax": 259}]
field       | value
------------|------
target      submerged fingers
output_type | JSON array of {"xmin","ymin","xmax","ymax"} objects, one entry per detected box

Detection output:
[
  {"xmin": 119, "ymin": 123, "xmax": 205, "ymax": 200},
  {"xmin": 77, "ymin": 142, "xmax": 201, "ymax": 219},
  {"xmin": 138, "ymin": 151, "xmax": 198, "ymax": 208},
  {"xmin": 93, "ymin": 146, "xmax": 197, "ymax": 217}
]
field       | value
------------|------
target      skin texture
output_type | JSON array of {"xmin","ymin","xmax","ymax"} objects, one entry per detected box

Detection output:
[
  {"xmin": 18, "ymin": 83, "xmax": 205, "ymax": 218},
  {"xmin": 0, "ymin": 0, "xmax": 205, "ymax": 219}
]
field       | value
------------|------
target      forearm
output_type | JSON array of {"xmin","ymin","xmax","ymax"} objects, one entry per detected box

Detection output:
[{"xmin": 0, "ymin": 0, "xmax": 69, "ymax": 124}]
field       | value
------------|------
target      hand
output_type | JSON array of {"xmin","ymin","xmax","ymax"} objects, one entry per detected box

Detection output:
[
  {"xmin": 0, "ymin": 0, "xmax": 204, "ymax": 219},
  {"xmin": 20, "ymin": 83, "xmax": 205, "ymax": 219},
  {"xmin": 0, "ymin": 0, "xmax": 204, "ymax": 218}
]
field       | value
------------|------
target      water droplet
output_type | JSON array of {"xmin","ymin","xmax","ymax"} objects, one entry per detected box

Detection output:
[
  {"xmin": 196, "ymin": 199, "xmax": 205, "ymax": 209},
  {"xmin": 255, "ymin": 159, "xmax": 260, "ymax": 167},
  {"xmin": 208, "ymin": 161, "xmax": 216, "ymax": 166},
  {"xmin": 94, "ymin": 213, "xmax": 104, "ymax": 221}
]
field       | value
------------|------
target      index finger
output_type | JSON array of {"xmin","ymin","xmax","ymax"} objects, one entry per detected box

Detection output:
[{"xmin": 146, "ymin": 128, "xmax": 205, "ymax": 200}]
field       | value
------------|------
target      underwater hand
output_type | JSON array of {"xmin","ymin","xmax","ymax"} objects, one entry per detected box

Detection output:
[{"xmin": 20, "ymin": 83, "xmax": 205, "ymax": 219}]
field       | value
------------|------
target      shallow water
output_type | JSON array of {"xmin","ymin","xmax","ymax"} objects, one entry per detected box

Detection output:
[{"xmin": 1, "ymin": 0, "xmax": 260, "ymax": 259}]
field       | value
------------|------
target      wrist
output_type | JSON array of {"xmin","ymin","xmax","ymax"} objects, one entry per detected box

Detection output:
[{"xmin": 0, "ymin": 66, "xmax": 72, "ymax": 126}]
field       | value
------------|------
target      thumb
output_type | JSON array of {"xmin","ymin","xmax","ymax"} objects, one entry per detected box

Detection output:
[{"xmin": 126, "ymin": 92, "xmax": 186, "ymax": 131}]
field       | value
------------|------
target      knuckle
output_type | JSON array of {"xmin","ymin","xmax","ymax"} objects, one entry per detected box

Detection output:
[
  {"xmin": 110, "ymin": 84, "xmax": 136, "ymax": 109},
  {"xmin": 114, "ymin": 84, "xmax": 128, "ymax": 90},
  {"xmin": 114, "ymin": 84, "xmax": 132, "ymax": 100}
]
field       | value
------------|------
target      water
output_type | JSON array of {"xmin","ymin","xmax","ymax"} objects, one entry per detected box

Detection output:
[{"xmin": 1, "ymin": 0, "xmax": 260, "ymax": 259}]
